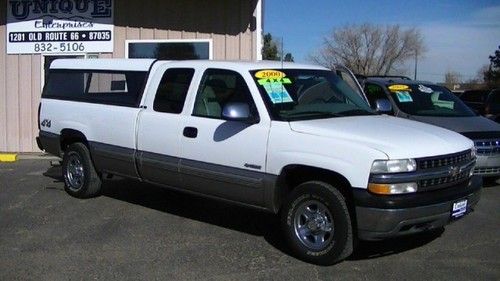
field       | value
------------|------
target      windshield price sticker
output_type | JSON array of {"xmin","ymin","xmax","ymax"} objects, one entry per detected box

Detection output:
[
  {"xmin": 255, "ymin": 70, "xmax": 286, "ymax": 79},
  {"xmin": 395, "ymin": 91, "xmax": 413, "ymax": 103},
  {"xmin": 388, "ymin": 84, "xmax": 410, "ymax": 92},
  {"xmin": 262, "ymin": 81, "xmax": 294, "ymax": 104},
  {"xmin": 257, "ymin": 78, "xmax": 293, "ymax": 104},
  {"xmin": 255, "ymin": 70, "xmax": 294, "ymax": 104},
  {"xmin": 257, "ymin": 77, "xmax": 292, "ymax": 85}
]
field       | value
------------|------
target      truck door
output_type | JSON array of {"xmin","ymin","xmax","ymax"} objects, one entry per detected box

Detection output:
[
  {"xmin": 180, "ymin": 68, "xmax": 270, "ymax": 207},
  {"xmin": 136, "ymin": 68, "xmax": 196, "ymax": 187}
]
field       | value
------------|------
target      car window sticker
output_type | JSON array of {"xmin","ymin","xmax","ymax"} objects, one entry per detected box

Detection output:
[
  {"xmin": 418, "ymin": 84, "xmax": 433, "ymax": 94},
  {"xmin": 255, "ymin": 69, "xmax": 286, "ymax": 80},
  {"xmin": 255, "ymin": 70, "xmax": 294, "ymax": 104},
  {"xmin": 388, "ymin": 84, "xmax": 410, "ymax": 91},
  {"xmin": 395, "ymin": 91, "xmax": 413, "ymax": 102}
]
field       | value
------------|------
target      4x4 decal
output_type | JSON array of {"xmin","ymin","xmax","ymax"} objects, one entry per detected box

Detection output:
[{"xmin": 41, "ymin": 119, "xmax": 51, "ymax": 128}]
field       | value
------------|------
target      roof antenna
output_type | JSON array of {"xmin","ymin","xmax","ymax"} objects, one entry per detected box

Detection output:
[
  {"xmin": 280, "ymin": 36, "xmax": 285, "ymax": 104},
  {"xmin": 281, "ymin": 36, "xmax": 284, "ymax": 69}
]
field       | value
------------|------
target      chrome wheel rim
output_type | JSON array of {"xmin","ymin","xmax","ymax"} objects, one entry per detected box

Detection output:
[
  {"xmin": 66, "ymin": 153, "xmax": 84, "ymax": 191},
  {"xmin": 293, "ymin": 200, "xmax": 334, "ymax": 250}
]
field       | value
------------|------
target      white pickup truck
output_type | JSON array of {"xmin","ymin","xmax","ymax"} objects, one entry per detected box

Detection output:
[{"xmin": 37, "ymin": 59, "xmax": 482, "ymax": 265}]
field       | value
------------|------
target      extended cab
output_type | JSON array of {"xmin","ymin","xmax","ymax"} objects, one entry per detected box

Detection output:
[{"xmin": 38, "ymin": 59, "xmax": 482, "ymax": 265}]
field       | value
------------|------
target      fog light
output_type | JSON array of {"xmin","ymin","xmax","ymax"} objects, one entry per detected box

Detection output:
[{"xmin": 368, "ymin": 182, "xmax": 418, "ymax": 195}]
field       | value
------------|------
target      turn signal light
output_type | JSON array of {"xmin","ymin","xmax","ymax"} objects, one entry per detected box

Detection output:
[{"xmin": 368, "ymin": 182, "xmax": 418, "ymax": 195}]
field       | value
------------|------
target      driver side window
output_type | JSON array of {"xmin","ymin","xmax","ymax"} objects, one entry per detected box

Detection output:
[{"xmin": 193, "ymin": 69, "xmax": 258, "ymax": 119}]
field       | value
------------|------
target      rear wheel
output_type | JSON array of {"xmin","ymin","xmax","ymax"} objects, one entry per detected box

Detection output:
[
  {"xmin": 281, "ymin": 181, "xmax": 353, "ymax": 265},
  {"xmin": 62, "ymin": 143, "xmax": 102, "ymax": 198}
]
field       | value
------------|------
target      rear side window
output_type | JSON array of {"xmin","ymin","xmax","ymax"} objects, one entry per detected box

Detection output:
[
  {"xmin": 153, "ymin": 68, "xmax": 195, "ymax": 113},
  {"xmin": 487, "ymin": 90, "xmax": 499, "ymax": 104},
  {"xmin": 43, "ymin": 70, "xmax": 148, "ymax": 107},
  {"xmin": 460, "ymin": 90, "xmax": 487, "ymax": 103}
]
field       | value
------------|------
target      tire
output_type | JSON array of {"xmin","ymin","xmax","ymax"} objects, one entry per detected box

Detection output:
[
  {"xmin": 62, "ymin": 142, "xmax": 102, "ymax": 198},
  {"xmin": 281, "ymin": 181, "xmax": 353, "ymax": 265}
]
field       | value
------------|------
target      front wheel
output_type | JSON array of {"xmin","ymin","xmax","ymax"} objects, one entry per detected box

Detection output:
[
  {"xmin": 62, "ymin": 142, "xmax": 102, "ymax": 198},
  {"xmin": 281, "ymin": 181, "xmax": 353, "ymax": 265}
]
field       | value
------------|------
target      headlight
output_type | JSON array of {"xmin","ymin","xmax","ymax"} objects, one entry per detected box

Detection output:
[
  {"xmin": 368, "ymin": 182, "xmax": 418, "ymax": 195},
  {"xmin": 370, "ymin": 159, "xmax": 417, "ymax": 174},
  {"xmin": 469, "ymin": 147, "xmax": 477, "ymax": 176},
  {"xmin": 470, "ymin": 147, "xmax": 476, "ymax": 159}
]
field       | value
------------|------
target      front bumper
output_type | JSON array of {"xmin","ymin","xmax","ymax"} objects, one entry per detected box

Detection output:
[
  {"xmin": 354, "ymin": 175, "xmax": 482, "ymax": 241},
  {"xmin": 474, "ymin": 154, "xmax": 500, "ymax": 177}
]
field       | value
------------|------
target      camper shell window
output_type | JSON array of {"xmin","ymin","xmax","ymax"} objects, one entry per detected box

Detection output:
[{"xmin": 42, "ymin": 69, "xmax": 148, "ymax": 107}]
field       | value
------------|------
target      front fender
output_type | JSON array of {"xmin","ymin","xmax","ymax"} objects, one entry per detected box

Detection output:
[{"xmin": 267, "ymin": 124, "xmax": 388, "ymax": 188}]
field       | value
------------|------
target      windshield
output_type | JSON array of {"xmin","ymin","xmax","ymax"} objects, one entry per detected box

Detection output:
[
  {"xmin": 250, "ymin": 69, "xmax": 374, "ymax": 121},
  {"xmin": 388, "ymin": 84, "xmax": 476, "ymax": 117}
]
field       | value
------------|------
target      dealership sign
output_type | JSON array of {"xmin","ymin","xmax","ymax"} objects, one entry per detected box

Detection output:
[{"xmin": 6, "ymin": 0, "xmax": 114, "ymax": 54}]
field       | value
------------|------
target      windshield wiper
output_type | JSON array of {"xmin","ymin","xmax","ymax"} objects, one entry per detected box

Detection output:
[{"xmin": 339, "ymin": 109, "xmax": 375, "ymax": 116}]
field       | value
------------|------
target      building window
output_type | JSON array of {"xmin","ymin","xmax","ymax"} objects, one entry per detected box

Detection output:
[{"xmin": 126, "ymin": 40, "xmax": 212, "ymax": 60}]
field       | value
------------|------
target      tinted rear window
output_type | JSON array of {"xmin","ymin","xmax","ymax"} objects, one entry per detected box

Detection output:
[
  {"xmin": 460, "ymin": 90, "xmax": 488, "ymax": 103},
  {"xmin": 43, "ymin": 70, "xmax": 148, "ymax": 107}
]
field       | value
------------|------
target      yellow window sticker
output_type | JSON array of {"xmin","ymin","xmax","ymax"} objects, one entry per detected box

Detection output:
[
  {"xmin": 255, "ymin": 69, "xmax": 286, "ymax": 79},
  {"xmin": 388, "ymin": 84, "xmax": 410, "ymax": 91},
  {"xmin": 255, "ymin": 70, "xmax": 293, "ymax": 103}
]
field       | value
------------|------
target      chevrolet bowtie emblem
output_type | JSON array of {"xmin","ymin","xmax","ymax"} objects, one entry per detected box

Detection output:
[{"xmin": 449, "ymin": 166, "xmax": 460, "ymax": 177}]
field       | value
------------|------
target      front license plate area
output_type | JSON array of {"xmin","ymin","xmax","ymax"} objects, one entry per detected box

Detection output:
[{"xmin": 451, "ymin": 199, "xmax": 468, "ymax": 219}]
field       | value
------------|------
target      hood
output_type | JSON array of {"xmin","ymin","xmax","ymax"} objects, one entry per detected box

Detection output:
[
  {"xmin": 289, "ymin": 115, "xmax": 473, "ymax": 159},
  {"xmin": 409, "ymin": 115, "xmax": 500, "ymax": 135}
]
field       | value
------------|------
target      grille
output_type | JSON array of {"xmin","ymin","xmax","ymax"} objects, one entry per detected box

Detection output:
[
  {"xmin": 416, "ymin": 150, "xmax": 472, "ymax": 191},
  {"xmin": 417, "ymin": 150, "xmax": 471, "ymax": 170},
  {"xmin": 475, "ymin": 140, "xmax": 500, "ymax": 155},
  {"xmin": 474, "ymin": 167, "xmax": 500, "ymax": 175},
  {"xmin": 419, "ymin": 170, "xmax": 469, "ymax": 189}
]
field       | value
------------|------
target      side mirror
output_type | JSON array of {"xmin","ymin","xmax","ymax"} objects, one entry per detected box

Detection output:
[
  {"xmin": 375, "ymin": 99, "xmax": 393, "ymax": 113},
  {"xmin": 222, "ymin": 102, "xmax": 257, "ymax": 123}
]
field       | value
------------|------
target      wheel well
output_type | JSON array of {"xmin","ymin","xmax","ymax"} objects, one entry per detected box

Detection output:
[
  {"xmin": 276, "ymin": 165, "xmax": 356, "ymax": 222},
  {"xmin": 60, "ymin": 129, "xmax": 88, "ymax": 152}
]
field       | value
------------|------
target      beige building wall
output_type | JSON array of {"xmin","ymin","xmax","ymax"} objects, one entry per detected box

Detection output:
[{"xmin": 0, "ymin": 0, "xmax": 261, "ymax": 152}]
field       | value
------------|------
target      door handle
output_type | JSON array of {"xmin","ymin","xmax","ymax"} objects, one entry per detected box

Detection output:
[{"xmin": 183, "ymin": 127, "xmax": 198, "ymax": 138}]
